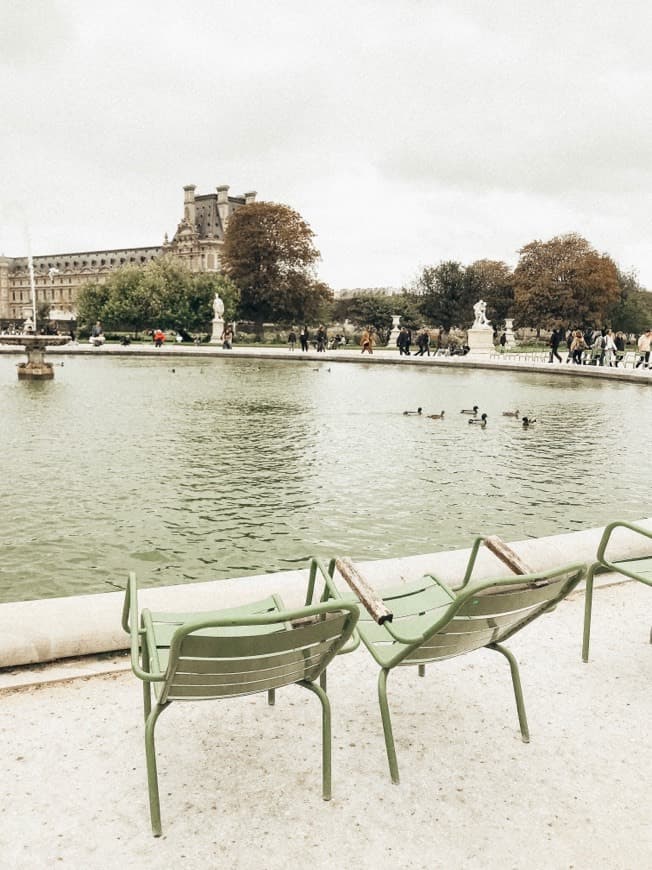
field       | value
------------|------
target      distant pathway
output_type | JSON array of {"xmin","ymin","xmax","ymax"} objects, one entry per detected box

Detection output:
[{"xmin": 1, "ymin": 339, "xmax": 651, "ymax": 385}]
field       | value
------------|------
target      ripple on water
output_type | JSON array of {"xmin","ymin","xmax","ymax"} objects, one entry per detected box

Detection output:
[{"xmin": 1, "ymin": 356, "xmax": 651, "ymax": 601}]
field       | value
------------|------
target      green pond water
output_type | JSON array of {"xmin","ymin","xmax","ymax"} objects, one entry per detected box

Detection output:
[{"xmin": 1, "ymin": 354, "xmax": 649, "ymax": 602}]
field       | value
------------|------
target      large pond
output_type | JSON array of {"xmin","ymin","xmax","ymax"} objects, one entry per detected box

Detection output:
[{"xmin": 1, "ymin": 354, "xmax": 650, "ymax": 602}]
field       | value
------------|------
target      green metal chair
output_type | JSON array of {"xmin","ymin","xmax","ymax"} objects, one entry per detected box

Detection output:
[
  {"xmin": 582, "ymin": 520, "xmax": 652, "ymax": 662},
  {"xmin": 122, "ymin": 572, "xmax": 359, "ymax": 835},
  {"xmin": 311, "ymin": 539, "xmax": 585, "ymax": 783}
]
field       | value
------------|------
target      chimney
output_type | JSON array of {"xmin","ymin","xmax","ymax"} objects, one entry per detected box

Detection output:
[
  {"xmin": 244, "ymin": 191, "xmax": 257, "ymax": 205},
  {"xmin": 217, "ymin": 185, "xmax": 230, "ymax": 228},
  {"xmin": 183, "ymin": 185, "xmax": 196, "ymax": 225}
]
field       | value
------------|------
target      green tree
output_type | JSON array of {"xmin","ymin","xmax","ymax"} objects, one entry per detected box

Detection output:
[
  {"xmin": 75, "ymin": 256, "xmax": 238, "ymax": 335},
  {"xmin": 411, "ymin": 261, "xmax": 471, "ymax": 330},
  {"xmin": 392, "ymin": 291, "xmax": 423, "ymax": 332},
  {"xmin": 332, "ymin": 292, "xmax": 395, "ymax": 342},
  {"xmin": 102, "ymin": 264, "xmax": 159, "ymax": 331},
  {"xmin": 76, "ymin": 278, "xmax": 112, "ymax": 329},
  {"xmin": 513, "ymin": 233, "xmax": 620, "ymax": 328},
  {"xmin": 221, "ymin": 201, "xmax": 332, "ymax": 333},
  {"xmin": 464, "ymin": 259, "xmax": 514, "ymax": 326},
  {"xmin": 608, "ymin": 268, "xmax": 652, "ymax": 334}
]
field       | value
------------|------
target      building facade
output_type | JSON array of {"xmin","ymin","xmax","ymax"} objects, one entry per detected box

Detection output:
[{"xmin": 0, "ymin": 184, "xmax": 256, "ymax": 325}]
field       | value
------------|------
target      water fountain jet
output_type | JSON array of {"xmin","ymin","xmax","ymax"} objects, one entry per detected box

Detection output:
[{"xmin": 0, "ymin": 248, "xmax": 70, "ymax": 378}]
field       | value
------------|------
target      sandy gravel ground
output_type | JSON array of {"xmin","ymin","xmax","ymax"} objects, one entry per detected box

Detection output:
[{"xmin": 1, "ymin": 582, "xmax": 650, "ymax": 870}]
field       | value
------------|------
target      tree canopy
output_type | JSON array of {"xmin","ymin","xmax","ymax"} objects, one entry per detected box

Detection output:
[
  {"xmin": 410, "ymin": 261, "xmax": 471, "ymax": 331},
  {"xmin": 513, "ymin": 233, "xmax": 620, "ymax": 328},
  {"xmin": 464, "ymin": 259, "xmax": 514, "ymax": 326},
  {"xmin": 221, "ymin": 201, "xmax": 332, "ymax": 330},
  {"xmin": 76, "ymin": 256, "xmax": 238, "ymax": 334},
  {"xmin": 609, "ymin": 268, "xmax": 652, "ymax": 333},
  {"xmin": 332, "ymin": 292, "xmax": 395, "ymax": 342}
]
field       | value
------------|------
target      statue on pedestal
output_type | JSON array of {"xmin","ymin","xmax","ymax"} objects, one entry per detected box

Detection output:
[
  {"xmin": 467, "ymin": 299, "xmax": 493, "ymax": 356},
  {"xmin": 472, "ymin": 299, "xmax": 491, "ymax": 329},
  {"xmin": 387, "ymin": 314, "xmax": 402, "ymax": 347},
  {"xmin": 210, "ymin": 293, "xmax": 225, "ymax": 345}
]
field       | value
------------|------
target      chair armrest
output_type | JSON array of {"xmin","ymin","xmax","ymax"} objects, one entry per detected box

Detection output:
[
  {"xmin": 332, "ymin": 558, "xmax": 435, "ymax": 645},
  {"xmin": 483, "ymin": 536, "xmax": 533, "ymax": 575},
  {"xmin": 122, "ymin": 572, "xmax": 165, "ymax": 683},
  {"xmin": 597, "ymin": 520, "xmax": 652, "ymax": 567},
  {"xmin": 335, "ymin": 557, "xmax": 393, "ymax": 624},
  {"xmin": 308, "ymin": 558, "xmax": 361, "ymax": 653},
  {"xmin": 459, "ymin": 535, "xmax": 533, "ymax": 589}
]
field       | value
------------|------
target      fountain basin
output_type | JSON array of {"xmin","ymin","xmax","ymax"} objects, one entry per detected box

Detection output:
[{"xmin": 0, "ymin": 334, "xmax": 70, "ymax": 379}]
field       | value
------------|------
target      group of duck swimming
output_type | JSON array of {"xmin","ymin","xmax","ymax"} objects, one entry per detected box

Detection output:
[{"xmin": 403, "ymin": 405, "xmax": 536, "ymax": 427}]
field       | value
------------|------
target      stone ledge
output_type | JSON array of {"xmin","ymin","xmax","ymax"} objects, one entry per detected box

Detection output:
[{"xmin": 1, "ymin": 519, "xmax": 650, "ymax": 669}]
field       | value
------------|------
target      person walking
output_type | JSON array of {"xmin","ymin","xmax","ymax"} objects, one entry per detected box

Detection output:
[
  {"xmin": 397, "ymin": 326, "xmax": 411, "ymax": 356},
  {"xmin": 299, "ymin": 326, "xmax": 309, "ymax": 352},
  {"xmin": 221, "ymin": 324, "xmax": 233, "ymax": 349},
  {"xmin": 635, "ymin": 329, "xmax": 651, "ymax": 368},
  {"xmin": 288, "ymin": 329, "xmax": 297, "ymax": 351},
  {"xmin": 603, "ymin": 329, "xmax": 617, "ymax": 366},
  {"xmin": 415, "ymin": 329, "xmax": 431, "ymax": 356},
  {"xmin": 549, "ymin": 328, "xmax": 562, "ymax": 363},
  {"xmin": 570, "ymin": 330, "xmax": 586, "ymax": 364},
  {"xmin": 360, "ymin": 329, "xmax": 374, "ymax": 354},
  {"xmin": 614, "ymin": 331, "xmax": 626, "ymax": 366}
]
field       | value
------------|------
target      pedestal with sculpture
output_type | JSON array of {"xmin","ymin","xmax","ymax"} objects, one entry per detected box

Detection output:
[
  {"xmin": 503, "ymin": 318, "xmax": 516, "ymax": 348},
  {"xmin": 209, "ymin": 294, "xmax": 225, "ymax": 346},
  {"xmin": 387, "ymin": 315, "xmax": 401, "ymax": 347},
  {"xmin": 0, "ymin": 333, "xmax": 71, "ymax": 380},
  {"xmin": 467, "ymin": 300, "xmax": 494, "ymax": 356}
]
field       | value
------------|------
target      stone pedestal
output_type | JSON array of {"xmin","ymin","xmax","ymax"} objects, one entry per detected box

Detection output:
[
  {"xmin": 504, "ymin": 318, "xmax": 516, "ymax": 348},
  {"xmin": 210, "ymin": 316, "xmax": 224, "ymax": 345},
  {"xmin": 0, "ymin": 334, "xmax": 70, "ymax": 380},
  {"xmin": 17, "ymin": 347, "xmax": 55, "ymax": 380},
  {"xmin": 387, "ymin": 314, "xmax": 401, "ymax": 347},
  {"xmin": 467, "ymin": 326, "xmax": 495, "ymax": 356}
]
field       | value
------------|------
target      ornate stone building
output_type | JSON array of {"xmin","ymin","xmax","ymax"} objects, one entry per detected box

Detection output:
[{"xmin": 0, "ymin": 184, "xmax": 256, "ymax": 325}]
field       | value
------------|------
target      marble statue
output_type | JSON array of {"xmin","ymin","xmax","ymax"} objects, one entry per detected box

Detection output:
[
  {"xmin": 472, "ymin": 299, "xmax": 490, "ymax": 328},
  {"xmin": 213, "ymin": 294, "xmax": 225, "ymax": 319}
]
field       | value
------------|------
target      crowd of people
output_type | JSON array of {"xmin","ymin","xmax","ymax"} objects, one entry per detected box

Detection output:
[
  {"xmin": 3, "ymin": 317, "xmax": 650, "ymax": 368},
  {"xmin": 550, "ymin": 327, "xmax": 652, "ymax": 367}
]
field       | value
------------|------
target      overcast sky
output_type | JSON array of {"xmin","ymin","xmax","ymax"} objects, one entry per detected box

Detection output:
[{"xmin": 2, "ymin": 0, "xmax": 651, "ymax": 290}]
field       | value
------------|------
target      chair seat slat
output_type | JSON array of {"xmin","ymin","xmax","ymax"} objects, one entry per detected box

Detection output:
[
  {"xmin": 457, "ymin": 574, "xmax": 576, "ymax": 617},
  {"xmin": 171, "ymin": 616, "xmax": 344, "ymax": 659},
  {"xmin": 612, "ymin": 557, "xmax": 652, "ymax": 582},
  {"xmin": 149, "ymin": 595, "xmax": 283, "ymax": 624},
  {"xmin": 403, "ymin": 627, "xmax": 499, "ymax": 662},
  {"xmin": 173, "ymin": 643, "xmax": 337, "ymax": 682}
]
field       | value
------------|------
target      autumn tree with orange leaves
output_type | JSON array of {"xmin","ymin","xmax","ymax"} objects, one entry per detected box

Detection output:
[{"xmin": 513, "ymin": 233, "xmax": 620, "ymax": 328}]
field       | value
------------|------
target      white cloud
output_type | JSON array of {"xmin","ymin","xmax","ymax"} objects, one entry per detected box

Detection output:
[{"xmin": 1, "ymin": 0, "xmax": 651, "ymax": 288}]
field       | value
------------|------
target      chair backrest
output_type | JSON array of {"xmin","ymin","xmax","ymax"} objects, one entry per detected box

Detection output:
[
  {"xmin": 401, "ymin": 565, "xmax": 584, "ymax": 666},
  {"xmin": 153, "ymin": 604, "xmax": 358, "ymax": 703}
]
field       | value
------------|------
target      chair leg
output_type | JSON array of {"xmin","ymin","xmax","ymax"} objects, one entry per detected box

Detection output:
[
  {"xmin": 320, "ymin": 670, "xmax": 327, "ymax": 693},
  {"xmin": 582, "ymin": 565, "xmax": 597, "ymax": 663},
  {"xmin": 141, "ymin": 640, "xmax": 152, "ymax": 720},
  {"xmin": 299, "ymin": 680, "xmax": 332, "ymax": 800},
  {"xmin": 267, "ymin": 689, "xmax": 275, "ymax": 706},
  {"xmin": 144, "ymin": 702, "xmax": 168, "ymax": 837},
  {"xmin": 143, "ymin": 681, "xmax": 152, "ymax": 720},
  {"xmin": 488, "ymin": 643, "xmax": 530, "ymax": 743},
  {"xmin": 378, "ymin": 668, "xmax": 400, "ymax": 784}
]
